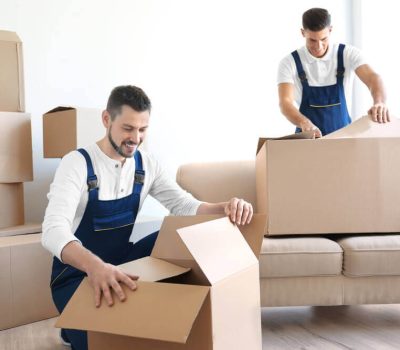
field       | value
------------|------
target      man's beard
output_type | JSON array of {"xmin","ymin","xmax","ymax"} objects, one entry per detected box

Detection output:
[{"xmin": 108, "ymin": 127, "xmax": 137, "ymax": 158}]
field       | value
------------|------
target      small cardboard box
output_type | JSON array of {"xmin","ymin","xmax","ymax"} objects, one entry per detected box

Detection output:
[
  {"xmin": 0, "ymin": 233, "xmax": 58, "ymax": 330},
  {"xmin": 0, "ymin": 183, "xmax": 24, "ymax": 229},
  {"xmin": 0, "ymin": 112, "xmax": 33, "ymax": 182},
  {"xmin": 56, "ymin": 215, "xmax": 266, "ymax": 349},
  {"xmin": 43, "ymin": 106, "xmax": 103, "ymax": 158},
  {"xmin": 256, "ymin": 129, "xmax": 400, "ymax": 235},
  {"xmin": 0, "ymin": 30, "xmax": 25, "ymax": 112}
]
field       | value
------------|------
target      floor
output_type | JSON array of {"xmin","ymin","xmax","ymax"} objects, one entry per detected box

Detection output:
[{"xmin": 1, "ymin": 304, "xmax": 400, "ymax": 349}]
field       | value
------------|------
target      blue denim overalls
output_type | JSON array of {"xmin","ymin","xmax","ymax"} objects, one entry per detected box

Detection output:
[
  {"xmin": 50, "ymin": 148, "xmax": 158, "ymax": 350},
  {"xmin": 293, "ymin": 44, "xmax": 351, "ymax": 136}
]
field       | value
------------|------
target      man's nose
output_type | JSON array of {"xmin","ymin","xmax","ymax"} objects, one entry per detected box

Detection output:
[{"xmin": 131, "ymin": 130, "xmax": 140, "ymax": 144}]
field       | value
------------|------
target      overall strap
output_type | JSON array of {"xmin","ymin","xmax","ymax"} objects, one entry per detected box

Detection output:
[
  {"xmin": 77, "ymin": 148, "xmax": 98, "ymax": 202},
  {"xmin": 291, "ymin": 50, "xmax": 309, "ymax": 87},
  {"xmin": 336, "ymin": 44, "xmax": 346, "ymax": 82},
  {"xmin": 132, "ymin": 150, "xmax": 145, "ymax": 222}
]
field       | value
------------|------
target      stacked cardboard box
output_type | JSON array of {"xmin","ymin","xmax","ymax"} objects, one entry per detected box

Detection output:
[
  {"xmin": 0, "ymin": 30, "xmax": 58, "ymax": 330},
  {"xmin": 0, "ymin": 30, "xmax": 32, "ymax": 230}
]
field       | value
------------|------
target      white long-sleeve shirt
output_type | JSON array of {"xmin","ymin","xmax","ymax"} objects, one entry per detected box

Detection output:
[{"xmin": 42, "ymin": 144, "xmax": 202, "ymax": 261}]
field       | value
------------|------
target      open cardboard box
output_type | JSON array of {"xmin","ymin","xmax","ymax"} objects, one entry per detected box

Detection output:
[
  {"xmin": 256, "ymin": 116, "xmax": 400, "ymax": 235},
  {"xmin": 56, "ymin": 214, "xmax": 266, "ymax": 349}
]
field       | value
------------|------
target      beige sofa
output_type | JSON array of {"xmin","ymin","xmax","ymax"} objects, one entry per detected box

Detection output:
[{"xmin": 177, "ymin": 160, "xmax": 400, "ymax": 307}]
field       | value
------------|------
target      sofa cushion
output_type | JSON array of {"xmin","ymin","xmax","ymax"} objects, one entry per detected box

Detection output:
[
  {"xmin": 259, "ymin": 237, "xmax": 343, "ymax": 278},
  {"xmin": 337, "ymin": 235, "xmax": 400, "ymax": 277}
]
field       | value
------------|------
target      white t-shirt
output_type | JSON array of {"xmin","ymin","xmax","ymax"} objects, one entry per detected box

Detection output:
[
  {"xmin": 277, "ymin": 43, "xmax": 366, "ymax": 109},
  {"xmin": 42, "ymin": 144, "xmax": 202, "ymax": 261}
]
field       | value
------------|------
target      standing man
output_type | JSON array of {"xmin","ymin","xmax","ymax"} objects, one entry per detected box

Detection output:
[
  {"xmin": 42, "ymin": 85, "xmax": 253, "ymax": 350},
  {"xmin": 277, "ymin": 7, "xmax": 390, "ymax": 137}
]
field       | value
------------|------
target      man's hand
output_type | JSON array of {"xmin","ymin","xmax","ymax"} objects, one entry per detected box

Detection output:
[
  {"xmin": 224, "ymin": 197, "xmax": 253, "ymax": 225},
  {"xmin": 299, "ymin": 119, "xmax": 322, "ymax": 138},
  {"xmin": 368, "ymin": 102, "xmax": 390, "ymax": 123},
  {"xmin": 86, "ymin": 260, "xmax": 139, "ymax": 308}
]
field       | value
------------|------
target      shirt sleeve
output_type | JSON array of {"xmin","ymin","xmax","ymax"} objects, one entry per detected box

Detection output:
[
  {"xmin": 147, "ymin": 156, "xmax": 202, "ymax": 216},
  {"xmin": 41, "ymin": 151, "xmax": 87, "ymax": 261},
  {"xmin": 345, "ymin": 45, "xmax": 367, "ymax": 71},
  {"xmin": 277, "ymin": 54, "xmax": 296, "ymax": 85}
]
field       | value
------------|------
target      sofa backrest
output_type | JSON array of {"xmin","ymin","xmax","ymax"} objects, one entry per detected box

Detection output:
[{"xmin": 176, "ymin": 160, "xmax": 257, "ymax": 209}]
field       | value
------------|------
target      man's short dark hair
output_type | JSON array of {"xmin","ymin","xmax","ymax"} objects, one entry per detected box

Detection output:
[
  {"xmin": 106, "ymin": 85, "xmax": 151, "ymax": 120},
  {"xmin": 302, "ymin": 8, "xmax": 331, "ymax": 31}
]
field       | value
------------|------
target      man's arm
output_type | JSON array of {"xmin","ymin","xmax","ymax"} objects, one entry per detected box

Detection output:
[
  {"xmin": 196, "ymin": 198, "xmax": 253, "ymax": 225},
  {"xmin": 355, "ymin": 64, "xmax": 390, "ymax": 123},
  {"xmin": 278, "ymin": 83, "xmax": 322, "ymax": 138},
  {"xmin": 60, "ymin": 241, "xmax": 138, "ymax": 308}
]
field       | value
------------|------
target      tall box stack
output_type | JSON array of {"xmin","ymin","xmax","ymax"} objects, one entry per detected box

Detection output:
[
  {"xmin": 0, "ymin": 30, "xmax": 58, "ymax": 329},
  {"xmin": 0, "ymin": 30, "xmax": 32, "ymax": 229}
]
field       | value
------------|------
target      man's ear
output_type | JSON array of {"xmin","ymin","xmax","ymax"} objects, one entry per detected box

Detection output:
[
  {"xmin": 102, "ymin": 110, "xmax": 111, "ymax": 128},
  {"xmin": 301, "ymin": 28, "xmax": 305, "ymax": 37}
]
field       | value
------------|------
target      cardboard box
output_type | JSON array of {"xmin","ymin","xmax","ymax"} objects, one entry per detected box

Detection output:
[
  {"xmin": 0, "ymin": 112, "xmax": 33, "ymax": 182},
  {"xmin": 324, "ymin": 115, "xmax": 400, "ymax": 139},
  {"xmin": 0, "ymin": 183, "xmax": 24, "ymax": 229},
  {"xmin": 0, "ymin": 233, "xmax": 58, "ymax": 330},
  {"xmin": 256, "ymin": 132, "xmax": 400, "ymax": 235},
  {"xmin": 56, "ymin": 215, "xmax": 266, "ymax": 349},
  {"xmin": 0, "ymin": 223, "xmax": 42, "ymax": 238},
  {"xmin": 43, "ymin": 106, "xmax": 103, "ymax": 158},
  {"xmin": 0, "ymin": 30, "xmax": 25, "ymax": 112}
]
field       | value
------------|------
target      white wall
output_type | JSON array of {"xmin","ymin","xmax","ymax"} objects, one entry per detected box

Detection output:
[
  {"xmin": 356, "ymin": 0, "xmax": 400, "ymax": 117},
  {"xmin": 1, "ymin": 0, "xmax": 354, "ymax": 221}
]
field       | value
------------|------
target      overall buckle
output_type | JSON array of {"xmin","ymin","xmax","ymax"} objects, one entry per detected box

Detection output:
[
  {"xmin": 87, "ymin": 178, "xmax": 98, "ymax": 191},
  {"xmin": 134, "ymin": 171, "xmax": 145, "ymax": 185}
]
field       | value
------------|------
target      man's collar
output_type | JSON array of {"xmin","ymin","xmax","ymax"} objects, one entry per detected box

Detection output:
[{"xmin": 303, "ymin": 44, "xmax": 333, "ymax": 63}]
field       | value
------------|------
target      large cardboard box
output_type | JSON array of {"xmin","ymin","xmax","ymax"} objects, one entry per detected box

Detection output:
[
  {"xmin": 256, "ymin": 129, "xmax": 400, "ymax": 235},
  {"xmin": 43, "ymin": 106, "xmax": 103, "ymax": 158},
  {"xmin": 0, "ymin": 30, "xmax": 25, "ymax": 112},
  {"xmin": 0, "ymin": 233, "xmax": 58, "ymax": 330},
  {"xmin": 0, "ymin": 112, "xmax": 33, "ymax": 182},
  {"xmin": 57, "ymin": 215, "xmax": 266, "ymax": 349},
  {"xmin": 0, "ymin": 183, "xmax": 24, "ymax": 229}
]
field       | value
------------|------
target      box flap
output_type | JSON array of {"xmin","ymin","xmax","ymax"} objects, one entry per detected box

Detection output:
[
  {"xmin": 177, "ymin": 217, "xmax": 258, "ymax": 285},
  {"xmin": 56, "ymin": 278, "xmax": 209, "ymax": 344},
  {"xmin": 118, "ymin": 256, "xmax": 190, "ymax": 282},
  {"xmin": 151, "ymin": 215, "xmax": 223, "ymax": 261},
  {"xmin": 257, "ymin": 131, "xmax": 314, "ymax": 154},
  {"xmin": 0, "ymin": 30, "xmax": 21, "ymax": 43},
  {"xmin": 44, "ymin": 106, "xmax": 75, "ymax": 115},
  {"xmin": 324, "ymin": 115, "xmax": 400, "ymax": 139},
  {"xmin": 236, "ymin": 214, "xmax": 267, "ymax": 257}
]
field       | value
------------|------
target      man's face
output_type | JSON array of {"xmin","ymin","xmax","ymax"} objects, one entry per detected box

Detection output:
[
  {"xmin": 302, "ymin": 26, "xmax": 332, "ymax": 58},
  {"xmin": 103, "ymin": 105, "xmax": 150, "ymax": 159}
]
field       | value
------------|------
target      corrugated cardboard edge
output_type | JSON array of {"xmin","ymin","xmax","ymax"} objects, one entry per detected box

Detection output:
[
  {"xmin": 0, "ymin": 223, "xmax": 42, "ymax": 238},
  {"xmin": 0, "ymin": 30, "xmax": 21, "ymax": 42},
  {"xmin": 16, "ymin": 41, "xmax": 25, "ymax": 112},
  {"xmin": 256, "ymin": 131, "xmax": 314, "ymax": 154}
]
